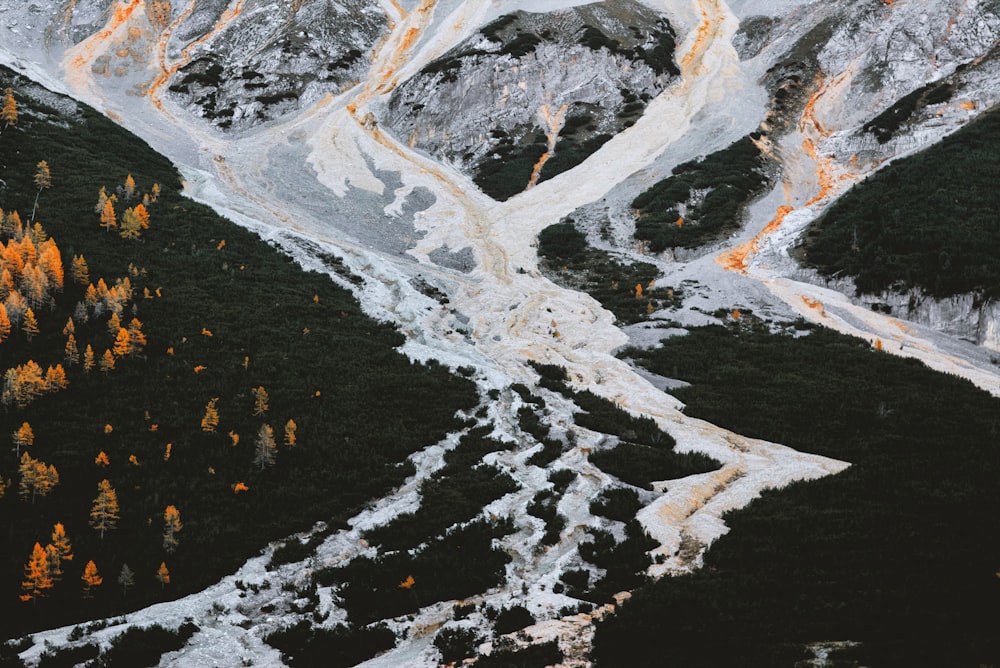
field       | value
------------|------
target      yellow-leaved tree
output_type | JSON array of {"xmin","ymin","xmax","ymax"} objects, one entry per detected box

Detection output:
[
  {"xmin": 30, "ymin": 160, "xmax": 51, "ymax": 223},
  {"xmin": 19, "ymin": 542, "xmax": 52, "ymax": 603},
  {"xmin": 89, "ymin": 479, "xmax": 119, "ymax": 539},
  {"xmin": 156, "ymin": 561, "xmax": 170, "ymax": 588},
  {"xmin": 1, "ymin": 88, "xmax": 17, "ymax": 132},
  {"xmin": 163, "ymin": 505, "xmax": 182, "ymax": 553},
  {"xmin": 81, "ymin": 560, "xmax": 102, "ymax": 597},
  {"xmin": 201, "ymin": 398, "xmax": 220, "ymax": 432}
]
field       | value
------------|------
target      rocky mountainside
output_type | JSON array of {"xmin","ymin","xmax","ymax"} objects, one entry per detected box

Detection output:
[{"xmin": 1, "ymin": 0, "xmax": 1000, "ymax": 666}]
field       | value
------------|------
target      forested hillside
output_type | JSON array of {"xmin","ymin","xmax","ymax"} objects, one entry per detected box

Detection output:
[{"xmin": 0, "ymin": 68, "xmax": 477, "ymax": 637}]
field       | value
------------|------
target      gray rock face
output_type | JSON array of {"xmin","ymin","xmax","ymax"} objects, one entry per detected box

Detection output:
[
  {"xmin": 378, "ymin": 1, "xmax": 678, "ymax": 197},
  {"xmin": 166, "ymin": 0, "xmax": 388, "ymax": 130}
]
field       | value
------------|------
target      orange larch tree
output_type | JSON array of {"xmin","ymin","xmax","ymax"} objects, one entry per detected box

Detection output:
[
  {"xmin": 284, "ymin": 419, "xmax": 297, "ymax": 447},
  {"xmin": 112, "ymin": 327, "xmax": 131, "ymax": 357},
  {"xmin": 162, "ymin": 505, "xmax": 182, "ymax": 553},
  {"xmin": 100, "ymin": 198, "xmax": 116, "ymax": 232},
  {"xmin": 51, "ymin": 522, "xmax": 73, "ymax": 564},
  {"xmin": 21, "ymin": 307, "xmax": 39, "ymax": 341},
  {"xmin": 201, "ymin": 398, "xmax": 220, "ymax": 433},
  {"xmin": 71, "ymin": 254, "xmax": 89, "ymax": 286},
  {"xmin": 12, "ymin": 421, "xmax": 33, "ymax": 457},
  {"xmin": 0, "ymin": 303, "xmax": 10, "ymax": 342},
  {"xmin": 81, "ymin": 560, "xmax": 102, "ymax": 597},
  {"xmin": 252, "ymin": 386, "xmax": 269, "ymax": 416},
  {"xmin": 30, "ymin": 160, "xmax": 51, "ymax": 224},
  {"xmin": 45, "ymin": 544, "xmax": 63, "ymax": 582},
  {"xmin": 83, "ymin": 344, "xmax": 95, "ymax": 372},
  {"xmin": 156, "ymin": 561, "xmax": 170, "ymax": 588},
  {"xmin": 1, "ymin": 88, "xmax": 17, "ymax": 132},
  {"xmin": 99, "ymin": 349, "xmax": 115, "ymax": 373},
  {"xmin": 89, "ymin": 479, "xmax": 120, "ymax": 538},
  {"xmin": 20, "ymin": 542, "xmax": 52, "ymax": 603},
  {"xmin": 65, "ymin": 332, "xmax": 79, "ymax": 366}
]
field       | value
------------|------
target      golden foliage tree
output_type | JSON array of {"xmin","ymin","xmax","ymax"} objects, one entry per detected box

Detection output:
[
  {"xmin": 123, "ymin": 174, "xmax": 136, "ymax": 200},
  {"xmin": 12, "ymin": 421, "xmax": 33, "ymax": 457},
  {"xmin": 71, "ymin": 254, "xmax": 89, "ymax": 286},
  {"xmin": 252, "ymin": 386, "xmax": 269, "ymax": 416},
  {"xmin": 201, "ymin": 397, "xmax": 220, "ymax": 432},
  {"xmin": 162, "ymin": 505, "xmax": 182, "ymax": 553},
  {"xmin": 65, "ymin": 332, "xmax": 79, "ymax": 366},
  {"xmin": 95, "ymin": 450, "xmax": 109, "ymax": 467},
  {"xmin": 99, "ymin": 348, "xmax": 115, "ymax": 373},
  {"xmin": 20, "ymin": 542, "xmax": 52, "ymax": 603},
  {"xmin": 1, "ymin": 88, "xmax": 17, "ymax": 131},
  {"xmin": 127, "ymin": 317, "xmax": 146, "ymax": 353},
  {"xmin": 253, "ymin": 423, "xmax": 276, "ymax": 470},
  {"xmin": 100, "ymin": 198, "xmax": 116, "ymax": 232},
  {"xmin": 90, "ymin": 478, "xmax": 120, "ymax": 538},
  {"xmin": 112, "ymin": 327, "xmax": 131, "ymax": 357},
  {"xmin": 45, "ymin": 544, "xmax": 62, "ymax": 582},
  {"xmin": 0, "ymin": 303, "xmax": 10, "ymax": 342},
  {"xmin": 18, "ymin": 452, "xmax": 58, "ymax": 503},
  {"xmin": 81, "ymin": 559, "xmax": 102, "ymax": 597},
  {"xmin": 284, "ymin": 419, "xmax": 297, "ymax": 447},
  {"xmin": 83, "ymin": 344, "xmax": 95, "ymax": 372},
  {"xmin": 51, "ymin": 522, "xmax": 73, "ymax": 564},
  {"xmin": 119, "ymin": 207, "xmax": 142, "ymax": 240},
  {"xmin": 156, "ymin": 561, "xmax": 170, "ymax": 588},
  {"xmin": 22, "ymin": 307, "xmax": 39, "ymax": 341}
]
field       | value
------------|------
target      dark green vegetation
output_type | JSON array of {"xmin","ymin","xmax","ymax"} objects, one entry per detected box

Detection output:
[
  {"xmin": 579, "ymin": 520, "xmax": 658, "ymax": 601},
  {"xmin": 82, "ymin": 622, "xmax": 198, "ymax": 668},
  {"xmin": 0, "ymin": 69, "xmax": 476, "ymax": 635},
  {"xmin": 802, "ymin": 107, "xmax": 1000, "ymax": 297},
  {"xmin": 632, "ymin": 134, "xmax": 773, "ymax": 251},
  {"xmin": 363, "ymin": 429, "xmax": 519, "ymax": 551},
  {"xmin": 537, "ymin": 220, "xmax": 682, "ymax": 324},
  {"xmin": 264, "ymin": 620, "xmax": 396, "ymax": 668},
  {"xmin": 862, "ymin": 80, "xmax": 955, "ymax": 143},
  {"xmin": 473, "ymin": 641, "xmax": 563, "ymax": 668},
  {"xmin": 527, "ymin": 469, "xmax": 575, "ymax": 546},
  {"xmin": 566, "ymin": 386, "xmax": 719, "ymax": 488},
  {"xmin": 595, "ymin": 320, "xmax": 1000, "ymax": 666},
  {"xmin": 589, "ymin": 487, "xmax": 642, "ymax": 523},
  {"xmin": 314, "ymin": 517, "xmax": 514, "ymax": 625}
]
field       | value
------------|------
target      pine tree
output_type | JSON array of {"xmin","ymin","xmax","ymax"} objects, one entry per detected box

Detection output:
[
  {"xmin": 252, "ymin": 386, "xmax": 269, "ymax": 416},
  {"xmin": 162, "ymin": 505, "xmax": 182, "ymax": 553},
  {"xmin": 45, "ymin": 364, "xmax": 68, "ymax": 390},
  {"xmin": 118, "ymin": 563, "xmax": 134, "ymax": 596},
  {"xmin": 81, "ymin": 560, "xmax": 102, "ymax": 597},
  {"xmin": 156, "ymin": 561, "xmax": 170, "ymax": 588},
  {"xmin": 51, "ymin": 522, "xmax": 73, "ymax": 563},
  {"xmin": 19, "ymin": 543, "xmax": 52, "ymax": 603},
  {"xmin": 90, "ymin": 479, "xmax": 119, "ymax": 538},
  {"xmin": 83, "ymin": 344, "xmax": 95, "ymax": 372},
  {"xmin": 95, "ymin": 451, "xmax": 109, "ymax": 467},
  {"xmin": 284, "ymin": 419, "xmax": 297, "ymax": 446},
  {"xmin": 17, "ymin": 452, "xmax": 38, "ymax": 501},
  {"xmin": 31, "ymin": 161, "xmax": 51, "ymax": 224},
  {"xmin": 201, "ymin": 398, "xmax": 220, "ymax": 432},
  {"xmin": 254, "ymin": 424, "xmax": 276, "ymax": 470},
  {"xmin": 106, "ymin": 311, "xmax": 121, "ymax": 336},
  {"xmin": 123, "ymin": 174, "xmax": 136, "ymax": 200},
  {"xmin": 22, "ymin": 307, "xmax": 39, "ymax": 341}
]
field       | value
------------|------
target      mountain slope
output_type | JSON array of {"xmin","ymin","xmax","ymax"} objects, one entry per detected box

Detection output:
[{"xmin": 2, "ymin": 0, "xmax": 1000, "ymax": 665}]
